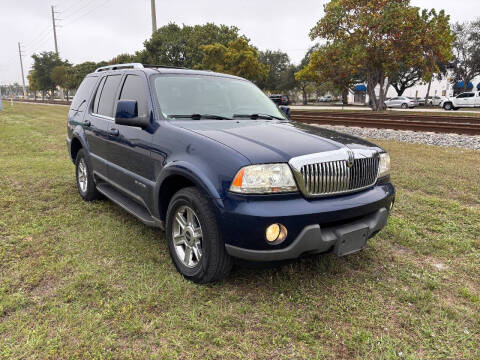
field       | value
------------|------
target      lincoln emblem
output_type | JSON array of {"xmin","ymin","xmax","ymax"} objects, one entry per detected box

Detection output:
[{"xmin": 346, "ymin": 150, "xmax": 355, "ymax": 168}]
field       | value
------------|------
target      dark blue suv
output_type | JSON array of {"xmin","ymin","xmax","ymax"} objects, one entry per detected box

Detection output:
[{"xmin": 66, "ymin": 63, "xmax": 395, "ymax": 283}]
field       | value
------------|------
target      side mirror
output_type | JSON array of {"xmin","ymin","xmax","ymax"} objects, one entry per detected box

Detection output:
[
  {"xmin": 279, "ymin": 105, "xmax": 291, "ymax": 117},
  {"xmin": 114, "ymin": 100, "xmax": 149, "ymax": 128}
]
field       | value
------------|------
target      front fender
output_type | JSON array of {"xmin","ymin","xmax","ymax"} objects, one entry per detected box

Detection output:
[{"xmin": 154, "ymin": 161, "xmax": 225, "ymax": 217}]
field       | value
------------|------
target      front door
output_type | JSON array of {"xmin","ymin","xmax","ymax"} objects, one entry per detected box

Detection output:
[{"xmin": 105, "ymin": 72, "xmax": 154, "ymax": 208}]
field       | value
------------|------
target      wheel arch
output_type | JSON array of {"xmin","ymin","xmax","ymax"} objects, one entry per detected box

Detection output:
[
  {"xmin": 70, "ymin": 137, "xmax": 83, "ymax": 162},
  {"xmin": 155, "ymin": 162, "xmax": 224, "ymax": 222},
  {"xmin": 443, "ymin": 101, "xmax": 453, "ymax": 110}
]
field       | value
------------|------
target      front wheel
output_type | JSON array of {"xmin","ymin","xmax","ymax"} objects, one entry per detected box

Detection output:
[
  {"xmin": 166, "ymin": 187, "xmax": 232, "ymax": 283},
  {"xmin": 443, "ymin": 102, "xmax": 453, "ymax": 110}
]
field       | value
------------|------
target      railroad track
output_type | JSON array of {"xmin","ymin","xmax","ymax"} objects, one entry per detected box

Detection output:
[
  {"xmin": 5, "ymin": 99, "xmax": 480, "ymax": 135},
  {"xmin": 291, "ymin": 111, "xmax": 480, "ymax": 135}
]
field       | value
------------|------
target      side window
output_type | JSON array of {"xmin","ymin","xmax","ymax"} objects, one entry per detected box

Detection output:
[
  {"xmin": 71, "ymin": 76, "xmax": 98, "ymax": 111},
  {"xmin": 467, "ymin": 93, "xmax": 475, "ymax": 97},
  {"xmin": 92, "ymin": 77, "xmax": 106, "ymax": 114},
  {"xmin": 97, "ymin": 75, "xmax": 122, "ymax": 117},
  {"xmin": 119, "ymin": 74, "xmax": 148, "ymax": 118}
]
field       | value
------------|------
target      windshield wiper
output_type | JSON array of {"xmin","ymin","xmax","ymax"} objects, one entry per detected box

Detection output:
[
  {"xmin": 233, "ymin": 113, "xmax": 284, "ymax": 120},
  {"xmin": 168, "ymin": 114, "xmax": 232, "ymax": 120}
]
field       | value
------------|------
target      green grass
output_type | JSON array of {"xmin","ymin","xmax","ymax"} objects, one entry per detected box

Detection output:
[{"xmin": 1, "ymin": 102, "xmax": 479, "ymax": 359}]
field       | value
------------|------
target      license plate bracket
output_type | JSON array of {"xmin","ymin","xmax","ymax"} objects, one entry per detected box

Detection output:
[{"xmin": 333, "ymin": 225, "xmax": 369, "ymax": 257}]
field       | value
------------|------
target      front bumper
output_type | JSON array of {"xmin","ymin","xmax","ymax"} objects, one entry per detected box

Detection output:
[
  {"xmin": 219, "ymin": 182, "xmax": 395, "ymax": 261},
  {"xmin": 225, "ymin": 207, "xmax": 389, "ymax": 261}
]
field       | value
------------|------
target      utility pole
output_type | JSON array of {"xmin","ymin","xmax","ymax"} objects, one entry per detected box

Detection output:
[
  {"xmin": 18, "ymin": 42, "xmax": 26, "ymax": 98},
  {"xmin": 51, "ymin": 5, "xmax": 59, "ymax": 54},
  {"xmin": 151, "ymin": 0, "xmax": 157, "ymax": 33},
  {"xmin": 51, "ymin": 5, "xmax": 64, "ymax": 100}
]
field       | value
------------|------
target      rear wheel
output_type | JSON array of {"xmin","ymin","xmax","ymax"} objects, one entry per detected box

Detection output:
[
  {"xmin": 166, "ymin": 187, "xmax": 232, "ymax": 283},
  {"xmin": 401, "ymin": 103, "xmax": 408, "ymax": 109},
  {"xmin": 75, "ymin": 149, "xmax": 101, "ymax": 201}
]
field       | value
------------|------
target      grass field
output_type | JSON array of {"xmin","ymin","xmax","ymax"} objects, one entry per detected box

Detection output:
[{"xmin": 1, "ymin": 102, "xmax": 479, "ymax": 359}]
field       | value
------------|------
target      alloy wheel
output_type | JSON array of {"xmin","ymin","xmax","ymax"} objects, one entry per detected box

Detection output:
[
  {"xmin": 77, "ymin": 158, "xmax": 88, "ymax": 193},
  {"xmin": 172, "ymin": 205, "xmax": 203, "ymax": 268}
]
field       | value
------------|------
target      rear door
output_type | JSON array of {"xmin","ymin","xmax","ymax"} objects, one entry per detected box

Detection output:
[
  {"xmin": 464, "ymin": 92, "xmax": 476, "ymax": 107},
  {"xmin": 455, "ymin": 93, "xmax": 473, "ymax": 107},
  {"xmin": 80, "ymin": 76, "xmax": 108, "ymax": 177},
  {"xmin": 105, "ymin": 72, "xmax": 154, "ymax": 207}
]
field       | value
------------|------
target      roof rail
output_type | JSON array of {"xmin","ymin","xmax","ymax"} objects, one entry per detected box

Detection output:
[
  {"xmin": 94, "ymin": 63, "xmax": 144, "ymax": 72},
  {"xmin": 142, "ymin": 64, "xmax": 189, "ymax": 70}
]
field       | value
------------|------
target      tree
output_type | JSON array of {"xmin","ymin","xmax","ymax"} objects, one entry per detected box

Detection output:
[
  {"xmin": 308, "ymin": 0, "xmax": 454, "ymax": 111},
  {"xmin": 51, "ymin": 65, "xmax": 79, "ymax": 101},
  {"xmin": 296, "ymin": 43, "xmax": 360, "ymax": 104},
  {"xmin": 108, "ymin": 53, "xmax": 138, "ymax": 65},
  {"xmin": 390, "ymin": 66, "xmax": 423, "ymax": 96},
  {"xmin": 199, "ymin": 38, "xmax": 269, "ymax": 83},
  {"xmin": 451, "ymin": 19, "xmax": 480, "ymax": 92},
  {"xmin": 30, "ymin": 52, "xmax": 67, "ymax": 99},
  {"xmin": 257, "ymin": 50, "xmax": 291, "ymax": 91},
  {"xmin": 141, "ymin": 22, "xmax": 243, "ymax": 68},
  {"xmin": 27, "ymin": 71, "xmax": 40, "ymax": 100},
  {"xmin": 278, "ymin": 64, "xmax": 298, "ymax": 93},
  {"xmin": 69, "ymin": 61, "xmax": 106, "ymax": 89},
  {"xmin": 294, "ymin": 45, "xmax": 320, "ymax": 105}
]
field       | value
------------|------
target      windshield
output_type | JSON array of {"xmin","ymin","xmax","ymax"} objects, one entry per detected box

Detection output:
[{"xmin": 153, "ymin": 74, "xmax": 286, "ymax": 120}]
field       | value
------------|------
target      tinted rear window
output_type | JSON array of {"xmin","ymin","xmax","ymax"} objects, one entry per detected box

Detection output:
[
  {"xmin": 71, "ymin": 76, "xmax": 97, "ymax": 111},
  {"xmin": 96, "ymin": 75, "xmax": 122, "ymax": 117}
]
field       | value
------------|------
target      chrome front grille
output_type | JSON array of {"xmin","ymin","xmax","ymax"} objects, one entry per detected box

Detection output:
[{"xmin": 289, "ymin": 149, "xmax": 380, "ymax": 197}]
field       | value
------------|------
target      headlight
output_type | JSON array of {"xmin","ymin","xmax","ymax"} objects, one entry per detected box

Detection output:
[
  {"xmin": 378, "ymin": 152, "xmax": 390, "ymax": 178},
  {"xmin": 230, "ymin": 164, "xmax": 298, "ymax": 194}
]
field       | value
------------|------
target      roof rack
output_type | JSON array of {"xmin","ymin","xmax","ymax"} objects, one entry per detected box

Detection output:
[
  {"xmin": 143, "ymin": 64, "xmax": 190, "ymax": 70},
  {"xmin": 94, "ymin": 63, "xmax": 144, "ymax": 72},
  {"xmin": 94, "ymin": 63, "xmax": 209, "ymax": 73}
]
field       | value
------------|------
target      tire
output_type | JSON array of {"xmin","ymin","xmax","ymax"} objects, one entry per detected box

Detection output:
[
  {"xmin": 166, "ymin": 187, "xmax": 232, "ymax": 283},
  {"xmin": 75, "ymin": 149, "xmax": 101, "ymax": 201},
  {"xmin": 443, "ymin": 102, "xmax": 452, "ymax": 111},
  {"xmin": 401, "ymin": 103, "xmax": 408, "ymax": 109}
]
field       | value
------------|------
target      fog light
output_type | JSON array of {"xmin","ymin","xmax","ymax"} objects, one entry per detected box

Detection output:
[{"xmin": 265, "ymin": 223, "xmax": 287, "ymax": 244}]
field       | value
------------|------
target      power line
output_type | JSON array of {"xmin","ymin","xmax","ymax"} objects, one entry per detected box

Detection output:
[
  {"xmin": 22, "ymin": 25, "xmax": 52, "ymax": 49},
  {"xmin": 62, "ymin": 0, "xmax": 113, "ymax": 28},
  {"xmin": 59, "ymin": 0, "xmax": 92, "ymax": 19}
]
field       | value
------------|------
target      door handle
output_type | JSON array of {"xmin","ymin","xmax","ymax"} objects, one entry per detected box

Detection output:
[
  {"xmin": 83, "ymin": 120, "xmax": 91, "ymax": 127},
  {"xmin": 109, "ymin": 128, "xmax": 119, "ymax": 136}
]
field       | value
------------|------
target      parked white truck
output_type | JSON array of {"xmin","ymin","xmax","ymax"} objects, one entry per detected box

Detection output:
[{"xmin": 441, "ymin": 91, "xmax": 480, "ymax": 110}]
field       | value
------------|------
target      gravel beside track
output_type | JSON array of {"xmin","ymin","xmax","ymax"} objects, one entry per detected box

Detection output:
[{"xmin": 310, "ymin": 124, "xmax": 480, "ymax": 150}]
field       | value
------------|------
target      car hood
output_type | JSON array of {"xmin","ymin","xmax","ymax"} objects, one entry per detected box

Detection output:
[{"xmin": 171, "ymin": 119, "xmax": 383, "ymax": 164}]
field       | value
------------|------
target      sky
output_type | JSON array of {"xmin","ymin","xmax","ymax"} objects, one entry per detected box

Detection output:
[{"xmin": 0, "ymin": 0, "xmax": 479, "ymax": 85}]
